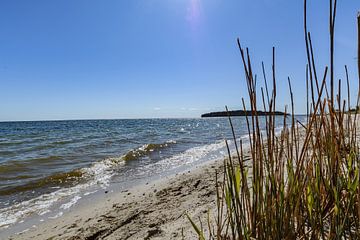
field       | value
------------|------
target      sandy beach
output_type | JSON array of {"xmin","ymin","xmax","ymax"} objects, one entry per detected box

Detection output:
[
  {"xmin": 0, "ymin": 0, "xmax": 357, "ymax": 238},
  {"xmin": 9, "ymin": 157, "xmax": 231, "ymax": 240}
]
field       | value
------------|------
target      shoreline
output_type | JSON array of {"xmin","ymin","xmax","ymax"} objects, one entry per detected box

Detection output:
[
  {"xmin": 7, "ymin": 157, "xmax": 229, "ymax": 240},
  {"xmin": 2, "ymin": 117, "xmax": 302, "ymax": 239}
]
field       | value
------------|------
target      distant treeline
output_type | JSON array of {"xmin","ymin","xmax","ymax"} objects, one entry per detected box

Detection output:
[{"xmin": 201, "ymin": 110, "xmax": 288, "ymax": 118}]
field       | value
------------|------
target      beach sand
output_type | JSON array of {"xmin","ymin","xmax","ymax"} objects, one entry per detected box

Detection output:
[{"xmin": 9, "ymin": 158, "xmax": 230, "ymax": 240}]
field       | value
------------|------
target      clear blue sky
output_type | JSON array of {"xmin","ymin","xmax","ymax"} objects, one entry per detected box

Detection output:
[{"xmin": 0, "ymin": 0, "xmax": 359, "ymax": 121}]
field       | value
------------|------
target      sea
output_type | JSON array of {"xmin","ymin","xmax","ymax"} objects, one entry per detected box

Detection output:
[{"xmin": 0, "ymin": 117, "xmax": 305, "ymax": 235}]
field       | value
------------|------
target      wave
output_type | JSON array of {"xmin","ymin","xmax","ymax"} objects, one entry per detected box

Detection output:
[
  {"xmin": 0, "ymin": 141, "xmax": 174, "ymax": 195},
  {"xmin": 0, "ymin": 156, "xmax": 125, "ymax": 229},
  {"xmin": 0, "ymin": 169, "xmax": 83, "ymax": 196},
  {"xmin": 0, "ymin": 138, "xmax": 43, "ymax": 147},
  {"xmin": 0, "ymin": 162, "xmax": 29, "ymax": 174},
  {"xmin": 0, "ymin": 137, "xmax": 248, "ymax": 229},
  {"xmin": 144, "ymin": 140, "xmax": 227, "ymax": 171},
  {"xmin": 50, "ymin": 139, "xmax": 77, "ymax": 145},
  {"xmin": 122, "ymin": 140, "xmax": 176, "ymax": 161},
  {"xmin": 0, "ymin": 155, "xmax": 128, "ymax": 198},
  {"xmin": 0, "ymin": 140, "xmax": 177, "ymax": 200},
  {"xmin": 0, "ymin": 156, "xmax": 63, "ymax": 174}
]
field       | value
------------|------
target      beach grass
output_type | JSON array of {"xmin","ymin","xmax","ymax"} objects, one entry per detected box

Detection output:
[{"xmin": 189, "ymin": 0, "xmax": 360, "ymax": 239}]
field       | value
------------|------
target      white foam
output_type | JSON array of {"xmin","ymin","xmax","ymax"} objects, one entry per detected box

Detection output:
[
  {"xmin": 15, "ymin": 227, "xmax": 30, "ymax": 235},
  {"xmin": 83, "ymin": 190, "xmax": 98, "ymax": 196},
  {"xmin": 48, "ymin": 212, "xmax": 63, "ymax": 219},
  {"xmin": 38, "ymin": 209, "xmax": 51, "ymax": 216},
  {"xmin": 0, "ymin": 156, "xmax": 125, "ymax": 229},
  {"xmin": 0, "ymin": 139, "xmax": 228, "ymax": 230},
  {"xmin": 145, "ymin": 139, "xmax": 227, "ymax": 171},
  {"xmin": 60, "ymin": 196, "xmax": 81, "ymax": 210}
]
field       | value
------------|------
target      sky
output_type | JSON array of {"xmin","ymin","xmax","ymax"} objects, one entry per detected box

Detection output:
[{"xmin": 0, "ymin": 0, "xmax": 359, "ymax": 121}]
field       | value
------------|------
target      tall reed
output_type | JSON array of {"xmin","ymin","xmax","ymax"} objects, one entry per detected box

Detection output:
[{"xmin": 188, "ymin": 1, "xmax": 360, "ymax": 239}]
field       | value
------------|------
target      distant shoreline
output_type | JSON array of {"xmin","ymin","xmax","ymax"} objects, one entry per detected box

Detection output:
[{"xmin": 201, "ymin": 110, "xmax": 288, "ymax": 118}]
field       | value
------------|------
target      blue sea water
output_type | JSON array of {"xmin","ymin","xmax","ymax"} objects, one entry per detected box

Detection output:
[{"xmin": 0, "ymin": 117, "xmax": 303, "ymax": 232}]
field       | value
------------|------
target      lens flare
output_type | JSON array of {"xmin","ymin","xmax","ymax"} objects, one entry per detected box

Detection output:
[{"xmin": 186, "ymin": 0, "xmax": 202, "ymax": 30}]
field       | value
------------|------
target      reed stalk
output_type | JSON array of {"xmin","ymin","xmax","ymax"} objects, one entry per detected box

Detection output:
[
  {"xmin": 188, "ymin": 1, "xmax": 360, "ymax": 239},
  {"xmin": 358, "ymin": 12, "xmax": 360, "ymax": 85}
]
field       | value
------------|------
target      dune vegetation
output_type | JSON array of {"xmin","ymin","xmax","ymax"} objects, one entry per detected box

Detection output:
[{"xmin": 188, "ymin": 0, "xmax": 360, "ymax": 239}]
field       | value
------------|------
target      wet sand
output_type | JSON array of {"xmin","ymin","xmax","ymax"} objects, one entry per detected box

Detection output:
[{"xmin": 9, "ymin": 158, "xmax": 229, "ymax": 240}]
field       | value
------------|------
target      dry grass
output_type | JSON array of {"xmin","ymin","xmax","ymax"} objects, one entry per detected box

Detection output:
[{"xmin": 188, "ymin": 0, "xmax": 360, "ymax": 239}]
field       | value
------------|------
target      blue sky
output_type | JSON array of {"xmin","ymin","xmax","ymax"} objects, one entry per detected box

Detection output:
[{"xmin": 0, "ymin": 0, "xmax": 359, "ymax": 121}]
